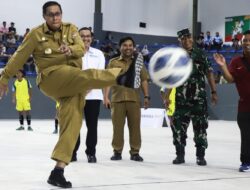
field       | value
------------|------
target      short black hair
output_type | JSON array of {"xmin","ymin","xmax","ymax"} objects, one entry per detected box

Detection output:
[
  {"xmin": 18, "ymin": 69, "xmax": 25, "ymax": 77},
  {"xmin": 43, "ymin": 1, "xmax": 62, "ymax": 15},
  {"xmin": 119, "ymin": 36, "xmax": 135, "ymax": 47},
  {"xmin": 243, "ymin": 30, "xmax": 250, "ymax": 35},
  {"xmin": 79, "ymin": 27, "xmax": 93, "ymax": 36}
]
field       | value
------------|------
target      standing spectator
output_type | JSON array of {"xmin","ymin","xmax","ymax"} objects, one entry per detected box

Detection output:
[
  {"xmin": 213, "ymin": 30, "xmax": 250, "ymax": 172},
  {"xmin": 166, "ymin": 28, "xmax": 217, "ymax": 166},
  {"xmin": 160, "ymin": 87, "xmax": 176, "ymax": 128},
  {"xmin": 8, "ymin": 22, "xmax": 16, "ymax": 34},
  {"xmin": 141, "ymin": 44, "xmax": 150, "ymax": 63},
  {"xmin": 204, "ymin": 31, "xmax": 213, "ymax": 50},
  {"xmin": 0, "ymin": 1, "xmax": 141, "ymax": 188},
  {"xmin": 0, "ymin": 21, "xmax": 9, "ymax": 41},
  {"xmin": 104, "ymin": 36, "xmax": 149, "ymax": 162},
  {"xmin": 71, "ymin": 27, "xmax": 105, "ymax": 163},
  {"xmin": 213, "ymin": 32, "xmax": 223, "ymax": 51},
  {"xmin": 12, "ymin": 70, "xmax": 32, "ymax": 131}
]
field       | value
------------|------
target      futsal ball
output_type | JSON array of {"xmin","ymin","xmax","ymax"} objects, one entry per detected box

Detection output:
[{"xmin": 148, "ymin": 47, "xmax": 193, "ymax": 88}]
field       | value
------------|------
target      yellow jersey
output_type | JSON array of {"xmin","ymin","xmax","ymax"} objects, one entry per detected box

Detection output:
[
  {"xmin": 12, "ymin": 78, "xmax": 32, "ymax": 100},
  {"xmin": 161, "ymin": 87, "xmax": 176, "ymax": 116}
]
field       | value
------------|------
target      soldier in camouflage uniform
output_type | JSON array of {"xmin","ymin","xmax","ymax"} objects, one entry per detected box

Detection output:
[{"xmin": 166, "ymin": 29, "xmax": 218, "ymax": 166}]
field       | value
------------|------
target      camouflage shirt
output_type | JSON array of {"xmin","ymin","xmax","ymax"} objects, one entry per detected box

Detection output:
[{"xmin": 176, "ymin": 47, "xmax": 213, "ymax": 105}]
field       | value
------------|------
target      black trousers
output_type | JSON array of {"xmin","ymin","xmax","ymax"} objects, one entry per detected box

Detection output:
[
  {"xmin": 72, "ymin": 100, "xmax": 101, "ymax": 156},
  {"xmin": 237, "ymin": 112, "xmax": 250, "ymax": 164}
]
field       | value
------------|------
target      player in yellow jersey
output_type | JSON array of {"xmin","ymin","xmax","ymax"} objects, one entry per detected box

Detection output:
[
  {"xmin": 160, "ymin": 87, "xmax": 176, "ymax": 127},
  {"xmin": 12, "ymin": 70, "xmax": 33, "ymax": 131}
]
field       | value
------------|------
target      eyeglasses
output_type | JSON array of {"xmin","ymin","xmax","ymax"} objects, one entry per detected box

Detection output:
[
  {"xmin": 45, "ymin": 12, "xmax": 62, "ymax": 18},
  {"xmin": 80, "ymin": 35, "xmax": 92, "ymax": 38}
]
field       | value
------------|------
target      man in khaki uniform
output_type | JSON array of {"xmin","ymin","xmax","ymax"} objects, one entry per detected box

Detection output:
[
  {"xmin": 104, "ymin": 36, "xmax": 150, "ymax": 162},
  {"xmin": 0, "ymin": 1, "xmax": 141, "ymax": 188}
]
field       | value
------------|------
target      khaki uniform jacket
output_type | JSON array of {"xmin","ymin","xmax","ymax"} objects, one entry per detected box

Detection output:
[
  {"xmin": 0, "ymin": 22, "xmax": 84, "ymax": 85},
  {"xmin": 107, "ymin": 56, "xmax": 148, "ymax": 102}
]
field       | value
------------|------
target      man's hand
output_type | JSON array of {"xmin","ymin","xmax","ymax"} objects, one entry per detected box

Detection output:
[
  {"xmin": 144, "ymin": 98, "xmax": 150, "ymax": 109},
  {"xmin": 103, "ymin": 97, "xmax": 111, "ymax": 109},
  {"xmin": 213, "ymin": 53, "xmax": 226, "ymax": 67},
  {"xmin": 59, "ymin": 44, "xmax": 72, "ymax": 56},
  {"xmin": 211, "ymin": 93, "xmax": 218, "ymax": 105}
]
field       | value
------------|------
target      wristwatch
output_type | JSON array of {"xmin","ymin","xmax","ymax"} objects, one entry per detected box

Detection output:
[{"xmin": 144, "ymin": 96, "xmax": 151, "ymax": 100}]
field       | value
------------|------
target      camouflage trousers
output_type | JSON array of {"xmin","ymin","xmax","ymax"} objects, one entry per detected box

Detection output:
[{"xmin": 172, "ymin": 101, "xmax": 208, "ymax": 149}]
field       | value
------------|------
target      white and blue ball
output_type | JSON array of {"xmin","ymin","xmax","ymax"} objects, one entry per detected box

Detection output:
[{"xmin": 148, "ymin": 47, "xmax": 193, "ymax": 88}]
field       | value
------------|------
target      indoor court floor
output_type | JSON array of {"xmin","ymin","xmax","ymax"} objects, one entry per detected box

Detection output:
[{"xmin": 0, "ymin": 119, "xmax": 249, "ymax": 190}]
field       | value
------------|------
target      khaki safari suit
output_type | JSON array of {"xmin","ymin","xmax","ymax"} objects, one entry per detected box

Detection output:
[
  {"xmin": 107, "ymin": 56, "xmax": 148, "ymax": 155},
  {"xmin": 0, "ymin": 22, "xmax": 121, "ymax": 164}
]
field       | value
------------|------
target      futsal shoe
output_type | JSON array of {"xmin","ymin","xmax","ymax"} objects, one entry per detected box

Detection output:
[
  {"xmin": 16, "ymin": 126, "xmax": 24, "ymax": 130},
  {"xmin": 239, "ymin": 164, "xmax": 250, "ymax": 172},
  {"xmin": 87, "ymin": 155, "xmax": 97, "ymax": 163},
  {"xmin": 110, "ymin": 153, "xmax": 122, "ymax": 160},
  {"xmin": 130, "ymin": 154, "xmax": 144, "ymax": 162},
  {"xmin": 116, "ymin": 53, "xmax": 143, "ymax": 88},
  {"xmin": 27, "ymin": 126, "xmax": 33, "ymax": 131},
  {"xmin": 196, "ymin": 157, "xmax": 207, "ymax": 166},
  {"xmin": 47, "ymin": 168, "xmax": 72, "ymax": 188},
  {"xmin": 172, "ymin": 156, "xmax": 185, "ymax": 164}
]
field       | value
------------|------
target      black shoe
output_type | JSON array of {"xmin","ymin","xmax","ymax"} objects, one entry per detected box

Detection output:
[
  {"xmin": 87, "ymin": 155, "xmax": 97, "ymax": 163},
  {"xmin": 196, "ymin": 157, "xmax": 207, "ymax": 166},
  {"xmin": 110, "ymin": 153, "xmax": 122, "ymax": 160},
  {"xmin": 172, "ymin": 156, "xmax": 185, "ymax": 164},
  {"xmin": 47, "ymin": 169, "xmax": 72, "ymax": 188},
  {"xmin": 71, "ymin": 155, "xmax": 77, "ymax": 162},
  {"xmin": 116, "ymin": 53, "xmax": 143, "ymax": 88},
  {"xmin": 130, "ymin": 154, "xmax": 143, "ymax": 162}
]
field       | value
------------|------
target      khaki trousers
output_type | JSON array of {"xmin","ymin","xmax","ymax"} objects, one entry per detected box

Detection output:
[
  {"xmin": 39, "ymin": 65, "xmax": 121, "ymax": 164},
  {"xmin": 111, "ymin": 101, "xmax": 141, "ymax": 155}
]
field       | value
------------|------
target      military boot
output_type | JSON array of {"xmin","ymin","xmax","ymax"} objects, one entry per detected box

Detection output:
[
  {"xmin": 196, "ymin": 147, "xmax": 207, "ymax": 166},
  {"xmin": 47, "ymin": 168, "xmax": 72, "ymax": 188},
  {"xmin": 173, "ymin": 146, "xmax": 185, "ymax": 164}
]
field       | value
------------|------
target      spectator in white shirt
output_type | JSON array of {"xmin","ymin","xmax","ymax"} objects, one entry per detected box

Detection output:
[
  {"xmin": 71, "ymin": 27, "xmax": 105, "ymax": 163},
  {"xmin": 213, "ymin": 32, "xmax": 223, "ymax": 51}
]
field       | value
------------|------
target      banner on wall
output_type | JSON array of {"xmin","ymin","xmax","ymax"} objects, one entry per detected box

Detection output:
[{"xmin": 225, "ymin": 15, "xmax": 250, "ymax": 42}]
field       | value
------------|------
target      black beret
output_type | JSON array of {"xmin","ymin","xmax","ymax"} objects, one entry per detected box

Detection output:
[{"xmin": 177, "ymin": 28, "xmax": 191, "ymax": 38}]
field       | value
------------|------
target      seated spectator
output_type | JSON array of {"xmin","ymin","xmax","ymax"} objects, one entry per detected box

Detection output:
[
  {"xmin": 101, "ymin": 42, "xmax": 114, "ymax": 61},
  {"xmin": 204, "ymin": 31, "xmax": 213, "ymax": 50},
  {"xmin": 141, "ymin": 45, "xmax": 150, "ymax": 62},
  {"xmin": 0, "ymin": 43, "xmax": 6, "ymax": 55},
  {"xmin": 23, "ymin": 28, "xmax": 30, "ymax": 39},
  {"xmin": 6, "ymin": 32, "xmax": 16, "ymax": 47},
  {"xmin": 196, "ymin": 32, "xmax": 205, "ymax": 49},
  {"xmin": 0, "ymin": 42, "xmax": 10, "ymax": 64},
  {"xmin": 232, "ymin": 36, "xmax": 241, "ymax": 52},
  {"xmin": 213, "ymin": 32, "xmax": 223, "ymax": 51}
]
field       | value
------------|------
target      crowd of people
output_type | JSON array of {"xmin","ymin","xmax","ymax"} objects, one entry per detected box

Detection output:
[{"xmin": 0, "ymin": 1, "xmax": 249, "ymax": 189}]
